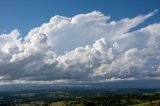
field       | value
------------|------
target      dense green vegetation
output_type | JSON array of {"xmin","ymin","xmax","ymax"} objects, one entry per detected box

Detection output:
[{"xmin": 0, "ymin": 89, "xmax": 160, "ymax": 106}]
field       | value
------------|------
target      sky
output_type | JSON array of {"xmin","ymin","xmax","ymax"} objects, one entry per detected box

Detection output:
[
  {"xmin": 0, "ymin": 0, "xmax": 160, "ymax": 90},
  {"xmin": 0, "ymin": 0, "xmax": 160, "ymax": 36}
]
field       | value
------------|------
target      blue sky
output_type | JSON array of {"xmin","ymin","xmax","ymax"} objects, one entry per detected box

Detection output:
[{"xmin": 0, "ymin": 0, "xmax": 159, "ymax": 36}]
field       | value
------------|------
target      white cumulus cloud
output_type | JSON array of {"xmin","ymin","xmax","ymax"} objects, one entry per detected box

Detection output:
[{"xmin": 0, "ymin": 10, "xmax": 160, "ymax": 85}]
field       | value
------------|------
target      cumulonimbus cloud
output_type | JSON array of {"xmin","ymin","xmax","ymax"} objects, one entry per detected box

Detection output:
[{"xmin": 0, "ymin": 9, "xmax": 160, "ymax": 84}]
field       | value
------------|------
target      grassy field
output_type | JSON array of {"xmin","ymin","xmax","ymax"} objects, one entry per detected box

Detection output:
[
  {"xmin": 133, "ymin": 100, "xmax": 160, "ymax": 106},
  {"xmin": 50, "ymin": 102, "xmax": 66, "ymax": 106}
]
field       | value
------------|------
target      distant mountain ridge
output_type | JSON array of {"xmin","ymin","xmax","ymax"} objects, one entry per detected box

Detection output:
[{"xmin": 0, "ymin": 79, "xmax": 160, "ymax": 92}]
